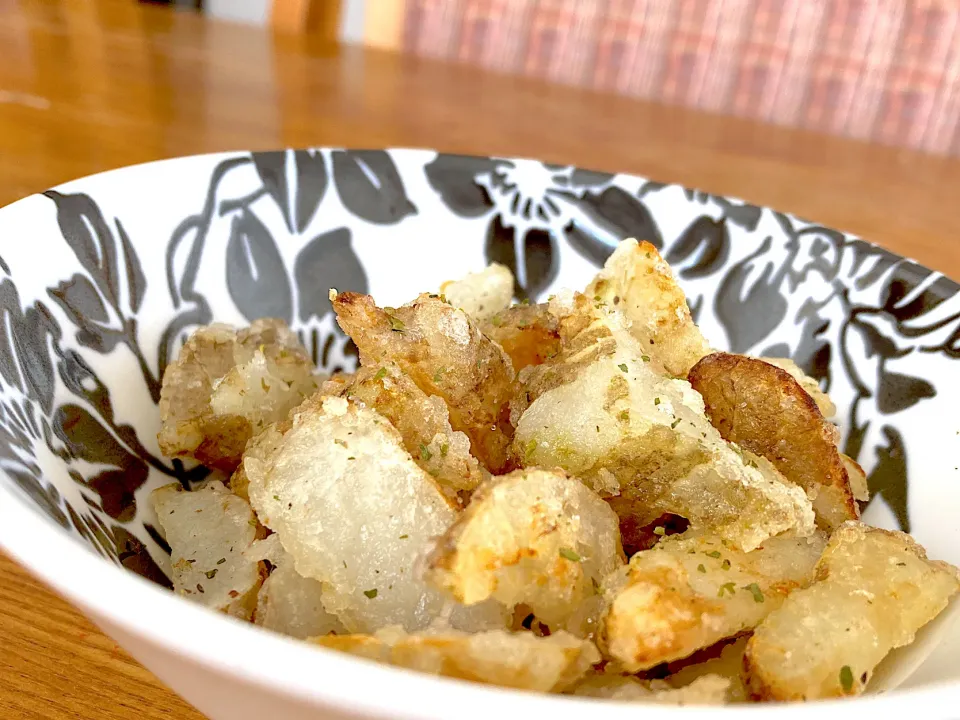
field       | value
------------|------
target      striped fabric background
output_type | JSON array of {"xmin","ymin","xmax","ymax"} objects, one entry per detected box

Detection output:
[{"xmin": 371, "ymin": 0, "xmax": 960, "ymax": 155}]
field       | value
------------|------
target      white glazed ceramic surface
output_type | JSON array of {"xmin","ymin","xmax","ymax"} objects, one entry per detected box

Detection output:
[{"xmin": 0, "ymin": 149, "xmax": 957, "ymax": 720}]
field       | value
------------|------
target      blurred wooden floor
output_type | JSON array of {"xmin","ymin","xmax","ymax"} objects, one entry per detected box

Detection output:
[{"xmin": 0, "ymin": 1, "xmax": 958, "ymax": 718}]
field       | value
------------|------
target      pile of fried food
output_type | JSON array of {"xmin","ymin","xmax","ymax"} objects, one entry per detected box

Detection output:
[{"xmin": 153, "ymin": 238, "xmax": 959, "ymax": 704}]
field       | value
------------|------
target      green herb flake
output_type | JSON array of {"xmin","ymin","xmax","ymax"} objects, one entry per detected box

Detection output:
[
  {"xmin": 840, "ymin": 665, "xmax": 854, "ymax": 693},
  {"xmin": 721, "ymin": 559, "xmax": 731, "ymax": 570},
  {"xmin": 618, "ymin": 363, "xmax": 629, "ymax": 373},
  {"xmin": 591, "ymin": 577, "xmax": 602, "ymax": 595},
  {"xmin": 387, "ymin": 314, "xmax": 406, "ymax": 333},
  {"xmin": 374, "ymin": 367, "xmax": 387, "ymax": 381},
  {"xmin": 216, "ymin": 558, "xmax": 226, "ymax": 565},
  {"xmin": 618, "ymin": 410, "xmax": 630, "ymax": 421},
  {"xmin": 697, "ymin": 564, "xmax": 706, "ymax": 573},
  {"xmin": 705, "ymin": 550, "xmax": 722, "ymax": 559},
  {"xmin": 718, "ymin": 582, "xmax": 736, "ymax": 597},
  {"xmin": 363, "ymin": 588, "xmax": 378, "ymax": 599},
  {"xmin": 261, "ymin": 378, "xmax": 270, "ymax": 392},
  {"xmin": 491, "ymin": 315, "xmax": 503, "ymax": 327},
  {"xmin": 653, "ymin": 526, "xmax": 666, "ymax": 536},
  {"xmin": 273, "ymin": 494, "xmax": 280, "ymax": 501},
  {"xmin": 671, "ymin": 418, "xmax": 681, "ymax": 429},
  {"xmin": 743, "ymin": 583, "xmax": 764, "ymax": 603},
  {"xmin": 641, "ymin": 355, "xmax": 650, "ymax": 362},
  {"xmin": 524, "ymin": 439, "xmax": 537, "ymax": 461},
  {"xmin": 419, "ymin": 444, "xmax": 433, "ymax": 462},
  {"xmin": 559, "ymin": 547, "xmax": 581, "ymax": 562},
  {"xmin": 204, "ymin": 569, "xmax": 218, "ymax": 579},
  {"xmin": 399, "ymin": 534, "xmax": 409, "ymax": 539},
  {"xmin": 433, "ymin": 368, "xmax": 444, "ymax": 383},
  {"xmin": 654, "ymin": 397, "xmax": 661, "ymax": 406}
]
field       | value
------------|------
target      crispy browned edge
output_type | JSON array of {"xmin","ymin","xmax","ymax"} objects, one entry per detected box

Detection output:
[{"xmin": 688, "ymin": 352, "xmax": 857, "ymax": 528}]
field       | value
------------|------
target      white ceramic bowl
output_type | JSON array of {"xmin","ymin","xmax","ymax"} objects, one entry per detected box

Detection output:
[{"xmin": 0, "ymin": 149, "xmax": 957, "ymax": 720}]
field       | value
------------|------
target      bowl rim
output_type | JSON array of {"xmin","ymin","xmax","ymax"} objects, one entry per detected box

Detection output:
[{"xmin": 0, "ymin": 150, "xmax": 958, "ymax": 719}]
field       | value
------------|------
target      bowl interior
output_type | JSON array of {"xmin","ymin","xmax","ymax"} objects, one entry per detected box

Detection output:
[{"xmin": 0, "ymin": 148, "xmax": 958, "ymax": 690}]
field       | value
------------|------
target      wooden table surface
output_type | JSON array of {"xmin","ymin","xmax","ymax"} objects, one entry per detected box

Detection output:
[{"xmin": 0, "ymin": 2, "xmax": 958, "ymax": 719}]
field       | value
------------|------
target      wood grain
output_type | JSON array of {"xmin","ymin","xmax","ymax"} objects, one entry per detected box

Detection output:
[{"xmin": 0, "ymin": 1, "xmax": 958, "ymax": 719}]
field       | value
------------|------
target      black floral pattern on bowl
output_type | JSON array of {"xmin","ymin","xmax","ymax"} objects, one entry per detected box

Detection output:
[{"xmin": 0, "ymin": 148, "xmax": 955, "ymax": 585}]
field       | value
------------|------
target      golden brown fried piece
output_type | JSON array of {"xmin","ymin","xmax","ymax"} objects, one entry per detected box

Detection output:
[
  {"xmin": 425, "ymin": 468, "xmax": 624, "ymax": 632},
  {"xmin": 759, "ymin": 357, "xmax": 836, "ymax": 418},
  {"xmin": 586, "ymin": 239, "xmax": 711, "ymax": 377},
  {"xmin": 599, "ymin": 531, "xmax": 826, "ymax": 672},
  {"xmin": 244, "ymin": 395, "xmax": 506, "ymax": 633},
  {"xmin": 318, "ymin": 371, "xmax": 355, "ymax": 396},
  {"xmin": 688, "ymin": 352, "xmax": 858, "ymax": 529},
  {"xmin": 333, "ymin": 291, "xmax": 516, "ymax": 473},
  {"xmin": 228, "ymin": 391, "xmax": 327, "ymax": 501},
  {"xmin": 513, "ymin": 298, "xmax": 815, "ymax": 551},
  {"xmin": 152, "ymin": 481, "xmax": 266, "ymax": 619},
  {"xmin": 158, "ymin": 319, "xmax": 319, "ymax": 471},
  {"xmin": 439, "ymin": 263, "xmax": 515, "ymax": 322},
  {"xmin": 481, "ymin": 304, "xmax": 561, "ymax": 372},
  {"xmin": 313, "ymin": 628, "xmax": 599, "ymax": 693},
  {"xmin": 507, "ymin": 292, "xmax": 625, "ymax": 425},
  {"xmin": 840, "ymin": 453, "xmax": 870, "ymax": 502},
  {"xmin": 570, "ymin": 672, "xmax": 731, "ymax": 704},
  {"xmin": 245, "ymin": 534, "xmax": 347, "ymax": 639},
  {"xmin": 665, "ymin": 636, "xmax": 749, "ymax": 703},
  {"xmin": 336, "ymin": 363, "xmax": 485, "ymax": 497},
  {"xmin": 743, "ymin": 522, "xmax": 960, "ymax": 701}
]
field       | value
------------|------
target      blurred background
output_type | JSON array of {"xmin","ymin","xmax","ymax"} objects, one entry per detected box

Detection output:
[{"xmin": 185, "ymin": 0, "xmax": 960, "ymax": 155}]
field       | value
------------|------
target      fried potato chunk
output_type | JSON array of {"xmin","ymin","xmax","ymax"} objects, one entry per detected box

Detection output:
[
  {"xmin": 333, "ymin": 291, "xmax": 515, "ymax": 473},
  {"xmin": 426, "ymin": 468, "xmax": 624, "ymax": 631},
  {"xmin": 743, "ymin": 522, "xmax": 960, "ymax": 701},
  {"xmin": 759, "ymin": 357, "xmax": 836, "ymax": 418},
  {"xmin": 152, "ymin": 481, "xmax": 265, "ymax": 619},
  {"xmin": 840, "ymin": 454, "xmax": 869, "ymax": 502},
  {"xmin": 514, "ymin": 301, "xmax": 814, "ymax": 550},
  {"xmin": 313, "ymin": 628, "xmax": 599, "ymax": 693},
  {"xmin": 245, "ymin": 535, "xmax": 347, "ymax": 639},
  {"xmin": 665, "ymin": 636, "xmax": 749, "ymax": 703},
  {"xmin": 245, "ymin": 395, "xmax": 506, "ymax": 633},
  {"xmin": 333, "ymin": 363, "xmax": 485, "ymax": 497},
  {"xmin": 586, "ymin": 239, "xmax": 711, "ymax": 377},
  {"xmin": 158, "ymin": 319, "xmax": 319, "ymax": 471},
  {"xmin": 481, "ymin": 304, "xmax": 562, "ymax": 372},
  {"xmin": 600, "ymin": 531, "xmax": 826, "ymax": 672},
  {"xmin": 439, "ymin": 263, "xmax": 515, "ymax": 322},
  {"xmin": 688, "ymin": 352, "xmax": 858, "ymax": 529},
  {"xmin": 571, "ymin": 672, "xmax": 731, "ymax": 704}
]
